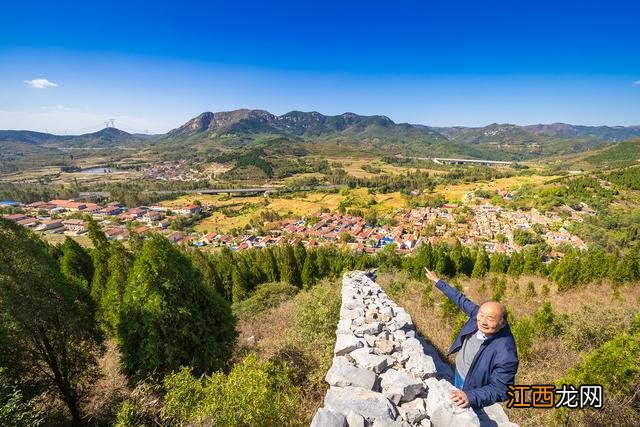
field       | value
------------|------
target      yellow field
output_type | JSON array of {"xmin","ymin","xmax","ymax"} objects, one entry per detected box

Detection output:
[
  {"xmin": 152, "ymin": 171, "xmax": 564, "ymax": 233},
  {"xmin": 432, "ymin": 174, "xmax": 563, "ymax": 202},
  {"xmin": 161, "ymin": 189, "xmax": 410, "ymax": 233}
]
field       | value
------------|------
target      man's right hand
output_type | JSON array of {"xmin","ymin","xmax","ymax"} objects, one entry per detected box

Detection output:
[{"xmin": 424, "ymin": 267, "xmax": 439, "ymax": 283}]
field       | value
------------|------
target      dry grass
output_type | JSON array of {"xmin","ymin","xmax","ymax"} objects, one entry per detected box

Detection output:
[{"xmin": 377, "ymin": 271, "xmax": 640, "ymax": 427}]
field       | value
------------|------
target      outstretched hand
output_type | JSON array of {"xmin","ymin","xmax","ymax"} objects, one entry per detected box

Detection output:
[{"xmin": 424, "ymin": 267, "xmax": 439, "ymax": 283}]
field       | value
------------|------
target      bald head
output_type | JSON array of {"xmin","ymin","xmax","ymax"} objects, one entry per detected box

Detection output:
[{"xmin": 477, "ymin": 301, "xmax": 507, "ymax": 336}]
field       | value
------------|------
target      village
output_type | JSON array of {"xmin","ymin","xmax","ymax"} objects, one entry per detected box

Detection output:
[{"xmin": 0, "ymin": 188, "xmax": 590, "ymax": 259}]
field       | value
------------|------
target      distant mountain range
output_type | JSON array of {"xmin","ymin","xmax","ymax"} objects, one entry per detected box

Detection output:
[{"xmin": 1, "ymin": 109, "xmax": 639, "ymax": 161}]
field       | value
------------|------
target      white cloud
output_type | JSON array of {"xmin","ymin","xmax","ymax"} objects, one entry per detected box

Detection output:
[
  {"xmin": 40, "ymin": 105, "xmax": 72, "ymax": 111},
  {"xmin": 633, "ymin": 80, "xmax": 640, "ymax": 87},
  {"xmin": 24, "ymin": 78, "xmax": 59, "ymax": 89}
]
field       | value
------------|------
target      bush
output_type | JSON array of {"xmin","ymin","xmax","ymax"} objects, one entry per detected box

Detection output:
[
  {"xmin": 163, "ymin": 354, "xmax": 301, "ymax": 426},
  {"xmin": 292, "ymin": 280, "xmax": 341, "ymax": 345},
  {"xmin": 533, "ymin": 302, "xmax": 569, "ymax": 337},
  {"xmin": 510, "ymin": 317, "xmax": 534, "ymax": 360},
  {"xmin": 232, "ymin": 282, "xmax": 299, "ymax": 319}
]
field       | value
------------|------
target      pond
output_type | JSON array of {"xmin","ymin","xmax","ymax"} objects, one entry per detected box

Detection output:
[{"xmin": 80, "ymin": 167, "xmax": 126, "ymax": 174}]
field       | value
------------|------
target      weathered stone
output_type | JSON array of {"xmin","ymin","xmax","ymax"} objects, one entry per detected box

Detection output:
[
  {"xmin": 311, "ymin": 407, "xmax": 347, "ymax": 427},
  {"xmin": 325, "ymin": 356, "xmax": 377, "ymax": 390},
  {"xmin": 393, "ymin": 330, "xmax": 406, "ymax": 342},
  {"xmin": 375, "ymin": 338, "xmax": 395, "ymax": 354},
  {"xmin": 365, "ymin": 308, "xmax": 380, "ymax": 323},
  {"xmin": 380, "ymin": 369, "xmax": 425, "ymax": 404},
  {"xmin": 354, "ymin": 322, "xmax": 382, "ymax": 337},
  {"xmin": 364, "ymin": 334, "xmax": 378, "ymax": 347},
  {"xmin": 337, "ymin": 318, "xmax": 352, "ymax": 335},
  {"xmin": 405, "ymin": 330, "xmax": 416, "ymax": 339},
  {"xmin": 350, "ymin": 348, "xmax": 389, "ymax": 373},
  {"xmin": 335, "ymin": 334, "xmax": 364, "ymax": 356},
  {"xmin": 394, "ymin": 310, "xmax": 413, "ymax": 329},
  {"xmin": 399, "ymin": 398, "xmax": 428, "ymax": 424},
  {"xmin": 341, "ymin": 307, "xmax": 365, "ymax": 320},
  {"xmin": 405, "ymin": 353, "xmax": 437, "ymax": 379},
  {"xmin": 325, "ymin": 386, "xmax": 398, "ymax": 422},
  {"xmin": 371, "ymin": 418, "xmax": 408, "ymax": 427},
  {"xmin": 424, "ymin": 377, "xmax": 480, "ymax": 427},
  {"xmin": 345, "ymin": 410, "xmax": 366, "ymax": 427},
  {"xmin": 402, "ymin": 337, "xmax": 423, "ymax": 353}
]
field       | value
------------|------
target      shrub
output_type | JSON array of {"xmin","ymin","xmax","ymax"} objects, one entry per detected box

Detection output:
[
  {"xmin": 232, "ymin": 282, "xmax": 299, "ymax": 319},
  {"xmin": 163, "ymin": 354, "xmax": 301, "ymax": 426},
  {"xmin": 510, "ymin": 317, "xmax": 534, "ymax": 360}
]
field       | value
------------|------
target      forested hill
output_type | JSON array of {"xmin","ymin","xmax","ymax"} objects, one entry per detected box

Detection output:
[{"xmin": 2, "ymin": 109, "xmax": 639, "ymax": 161}]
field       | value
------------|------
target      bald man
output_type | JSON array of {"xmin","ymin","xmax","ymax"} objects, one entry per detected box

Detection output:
[{"xmin": 425, "ymin": 268, "xmax": 519, "ymax": 409}]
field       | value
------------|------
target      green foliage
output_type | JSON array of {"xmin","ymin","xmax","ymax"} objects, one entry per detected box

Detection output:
[
  {"xmin": 507, "ymin": 251, "xmax": 524, "ymax": 277},
  {"xmin": 525, "ymin": 281, "xmax": 537, "ymax": 299},
  {"xmin": 533, "ymin": 302, "xmax": 569, "ymax": 337},
  {"xmin": 301, "ymin": 251, "xmax": 319, "ymax": 289},
  {"xmin": 88, "ymin": 218, "xmax": 111, "ymax": 303},
  {"xmin": 0, "ymin": 219, "xmax": 103, "ymax": 425},
  {"xmin": 489, "ymin": 252, "xmax": 508, "ymax": 274},
  {"xmin": 471, "ymin": 247, "xmax": 489, "ymax": 278},
  {"xmin": 118, "ymin": 234, "xmax": 237, "ymax": 384},
  {"xmin": 58, "ymin": 237, "xmax": 94, "ymax": 287},
  {"xmin": 100, "ymin": 241, "xmax": 134, "ymax": 333},
  {"xmin": 0, "ymin": 369, "xmax": 43, "ymax": 427},
  {"xmin": 279, "ymin": 245, "xmax": 302, "ymax": 288},
  {"xmin": 163, "ymin": 354, "xmax": 301, "ymax": 426},
  {"xmin": 232, "ymin": 282, "xmax": 299, "ymax": 319},
  {"xmin": 490, "ymin": 276, "xmax": 507, "ymax": 302},
  {"xmin": 513, "ymin": 228, "xmax": 541, "ymax": 246},
  {"xmin": 510, "ymin": 316, "xmax": 534, "ymax": 360},
  {"xmin": 450, "ymin": 312, "xmax": 469, "ymax": 341},
  {"xmin": 292, "ymin": 281, "xmax": 341, "ymax": 344}
]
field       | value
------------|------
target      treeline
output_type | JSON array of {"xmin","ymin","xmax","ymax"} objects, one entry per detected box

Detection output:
[{"xmin": 0, "ymin": 219, "xmax": 236, "ymax": 425}]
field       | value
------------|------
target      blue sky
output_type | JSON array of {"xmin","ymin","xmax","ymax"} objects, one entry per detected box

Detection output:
[{"xmin": 1, "ymin": 0, "xmax": 639, "ymax": 133}]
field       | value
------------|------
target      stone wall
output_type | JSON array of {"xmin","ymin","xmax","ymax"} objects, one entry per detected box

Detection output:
[{"xmin": 311, "ymin": 271, "xmax": 515, "ymax": 427}]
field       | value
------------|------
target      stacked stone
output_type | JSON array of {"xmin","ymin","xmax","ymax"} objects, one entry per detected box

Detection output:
[{"xmin": 311, "ymin": 271, "xmax": 505, "ymax": 427}]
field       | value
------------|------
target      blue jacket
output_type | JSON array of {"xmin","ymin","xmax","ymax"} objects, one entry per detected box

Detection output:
[{"xmin": 435, "ymin": 279, "xmax": 519, "ymax": 409}]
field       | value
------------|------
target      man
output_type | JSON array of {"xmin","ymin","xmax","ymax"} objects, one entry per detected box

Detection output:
[{"xmin": 425, "ymin": 268, "xmax": 519, "ymax": 409}]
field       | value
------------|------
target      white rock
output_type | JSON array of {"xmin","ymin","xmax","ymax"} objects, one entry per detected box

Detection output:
[
  {"xmin": 354, "ymin": 322, "xmax": 382, "ymax": 337},
  {"xmin": 350, "ymin": 348, "xmax": 389, "ymax": 373},
  {"xmin": 311, "ymin": 407, "xmax": 347, "ymax": 427},
  {"xmin": 424, "ymin": 377, "xmax": 480, "ymax": 427},
  {"xmin": 325, "ymin": 356, "xmax": 378, "ymax": 390},
  {"xmin": 405, "ymin": 353, "xmax": 437, "ymax": 379},
  {"xmin": 380, "ymin": 369, "xmax": 425, "ymax": 404},
  {"xmin": 325, "ymin": 386, "xmax": 398, "ymax": 422},
  {"xmin": 335, "ymin": 334, "xmax": 365, "ymax": 356},
  {"xmin": 345, "ymin": 410, "xmax": 366, "ymax": 427}
]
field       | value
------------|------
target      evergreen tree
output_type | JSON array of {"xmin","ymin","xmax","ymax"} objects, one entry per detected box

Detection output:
[
  {"xmin": 260, "ymin": 248, "xmax": 279, "ymax": 283},
  {"xmin": 301, "ymin": 251, "xmax": 319, "ymax": 289},
  {"xmin": 316, "ymin": 247, "xmax": 331, "ymax": 278},
  {"xmin": 552, "ymin": 250, "xmax": 583, "ymax": 291},
  {"xmin": 59, "ymin": 236, "xmax": 94, "ymax": 287},
  {"xmin": 100, "ymin": 241, "xmax": 134, "ymax": 333},
  {"xmin": 231, "ymin": 266, "xmax": 250, "ymax": 303},
  {"xmin": 279, "ymin": 245, "xmax": 302, "ymax": 287},
  {"xmin": 489, "ymin": 252, "xmax": 509, "ymax": 274},
  {"xmin": 118, "ymin": 235, "xmax": 237, "ymax": 384},
  {"xmin": 471, "ymin": 247, "xmax": 489, "ymax": 278},
  {"xmin": 522, "ymin": 246, "xmax": 542, "ymax": 275},
  {"xmin": 293, "ymin": 242, "xmax": 307, "ymax": 273},
  {"xmin": 507, "ymin": 251, "xmax": 524, "ymax": 278},
  {"xmin": 0, "ymin": 219, "xmax": 103, "ymax": 426},
  {"xmin": 88, "ymin": 219, "xmax": 110, "ymax": 302}
]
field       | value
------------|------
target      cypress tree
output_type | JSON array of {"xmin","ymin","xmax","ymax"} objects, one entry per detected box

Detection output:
[
  {"xmin": 471, "ymin": 247, "xmax": 489, "ymax": 278},
  {"xmin": 301, "ymin": 251, "xmax": 319, "ymax": 289},
  {"xmin": 118, "ymin": 234, "xmax": 237, "ymax": 384},
  {"xmin": 59, "ymin": 236, "xmax": 94, "ymax": 287},
  {"xmin": 100, "ymin": 241, "xmax": 133, "ymax": 333}
]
